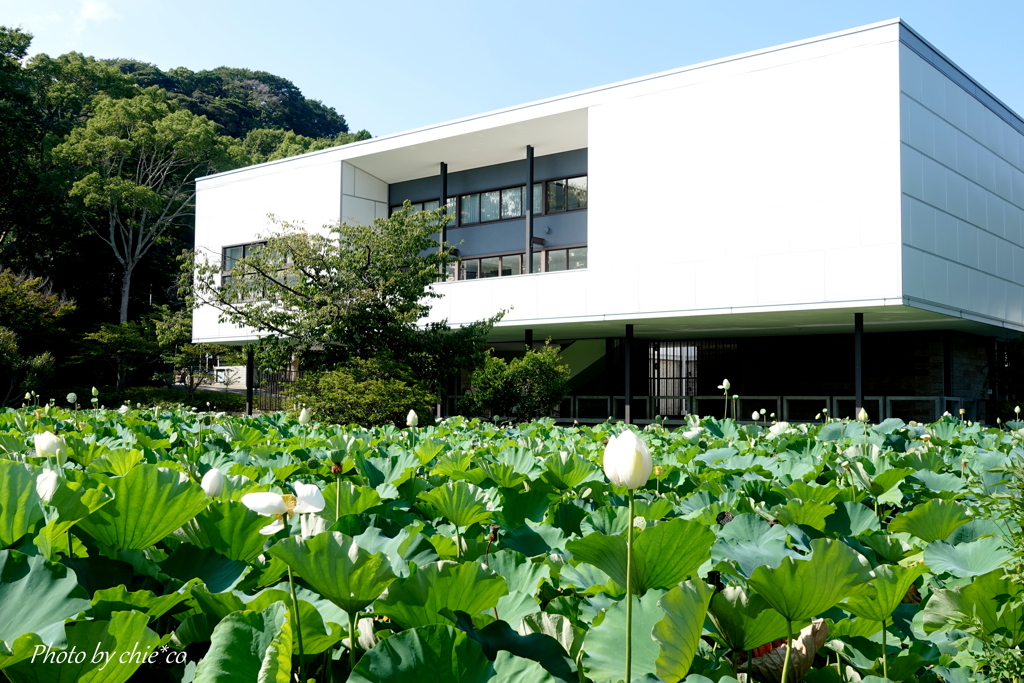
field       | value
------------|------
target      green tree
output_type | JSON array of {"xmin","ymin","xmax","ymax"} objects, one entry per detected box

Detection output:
[
  {"xmin": 153, "ymin": 305, "xmax": 229, "ymax": 398},
  {"xmin": 54, "ymin": 87, "xmax": 235, "ymax": 323},
  {"xmin": 77, "ymin": 321, "xmax": 161, "ymax": 395},
  {"xmin": 459, "ymin": 343, "xmax": 570, "ymax": 421}
]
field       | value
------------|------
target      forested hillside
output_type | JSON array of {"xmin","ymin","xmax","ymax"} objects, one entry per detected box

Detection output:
[{"xmin": 0, "ymin": 25, "xmax": 370, "ymax": 403}]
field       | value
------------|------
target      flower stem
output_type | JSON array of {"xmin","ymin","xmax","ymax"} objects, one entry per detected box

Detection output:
[
  {"xmin": 455, "ymin": 525, "xmax": 463, "ymax": 562},
  {"xmin": 335, "ymin": 475, "xmax": 340, "ymax": 522},
  {"xmin": 349, "ymin": 610, "xmax": 359, "ymax": 672},
  {"xmin": 781, "ymin": 620, "xmax": 793, "ymax": 683},
  {"xmin": 288, "ymin": 567, "xmax": 306, "ymax": 682},
  {"xmin": 626, "ymin": 493, "xmax": 635, "ymax": 683},
  {"xmin": 881, "ymin": 618, "xmax": 887, "ymax": 679}
]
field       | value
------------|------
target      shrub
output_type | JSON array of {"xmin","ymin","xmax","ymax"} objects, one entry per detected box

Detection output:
[
  {"xmin": 459, "ymin": 343, "xmax": 569, "ymax": 421},
  {"xmin": 285, "ymin": 357, "xmax": 436, "ymax": 427},
  {"xmin": 123, "ymin": 386, "xmax": 248, "ymax": 412}
]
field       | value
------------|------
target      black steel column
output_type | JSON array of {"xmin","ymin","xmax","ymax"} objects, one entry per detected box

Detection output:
[
  {"xmin": 525, "ymin": 145, "xmax": 534, "ymax": 273},
  {"xmin": 625, "ymin": 324, "xmax": 633, "ymax": 424},
  {"xmin": 525, "ymin": 328, "xmax": 533, "ymax": 350},
  {"xmin": 245, "ymin": 347, "xmax": 255, "ymax": 416},
  {"xmin": 854, "ymin": 313, "xmax": 863, "ymax": 416},
  {"xmin": 439, "ymin": 162, "xmax": 448, "ymax": 251}
]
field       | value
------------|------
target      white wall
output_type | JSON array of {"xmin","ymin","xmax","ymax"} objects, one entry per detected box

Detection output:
[
  {"xmin": 899, "ymin": 43, "xmax": 1024, "ymax": 329},
  {"xmin": 341, "ymin": 162, "xmax": 389, "ymax": 226},
  {"xmin": 192, "ymin": 160, "xmax": 344, "ymax": 343},
  {"xmin": 427, "ymin": 25, "xmax": 904, "ymax": 327}
]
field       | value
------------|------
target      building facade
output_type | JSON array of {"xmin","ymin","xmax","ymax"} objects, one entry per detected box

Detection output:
[{"xmin": 193, "ymin": 19, "xmax": 1024, "ymax": 423}]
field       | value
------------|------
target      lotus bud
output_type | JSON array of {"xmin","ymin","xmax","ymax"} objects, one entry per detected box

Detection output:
[
  {"xmin": 857, "ymin": 408, "xmax": 869, "ymax": 423},
  {"xmin": 718, "ymin": 379, "xmax": 730, "ymax": 391},
  {"xmin": 297, "ymin": 407, "xmax": 311, "ymax": 424},
  {"xmin": 201, "ymin": 467, "xmax": 225, "ymax": 497},
  {"xmin": 815, "ymin": 413, "xmax": 821, "ymax": 420},
  {"xmin": 603, "ymin": 429, "xmax": 653, "ymax": 490},
  {"xmin": 35, "ymin": 469, "xmax": 60, "ymax": 503},
  {"xmin": 751, "ymin": 411, "xmax": 760, "ymax": 421},
  {"xmin": 34, "ymin": 432, "xmax": 68, "ymax": 466},
  {"xmin": 91, "ymin": 386, "xmax": 99, "ymax": 397},
  {"xmin": 407, "ymin": 409, "xmax": 418, "ymax": 428},
  {"xmin": 1016, "ymin": 406, "xmax": 1021, "ymax": 416},
  {"xmin": 24, "ymin": 392, "xmax": 31, "ymax": 401}
]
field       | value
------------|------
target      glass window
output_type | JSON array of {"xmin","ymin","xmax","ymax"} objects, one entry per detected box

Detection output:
[
  {"xmin": 547, "ymin": 249, "xmax": 567, "ymax": 272},
  {"xmin": 422, "ymin": 200, "xmax": 440, "ymax": 212},
  {"xmin": 445, "ymin": 197, "xmax": 457, "ymax": 225},
  {"xmin": 533, "ymin": 183, "xmax": 543, "ymax": 214},
  {"xmin": 501, "ymin": 187, "xmax": 522, "ymax": 219},
  {"xmin": 480, "ymin": 257, "xmax": 500, "ymax": 278},
  {"xmin": 244, "ymin": 243, "xmax": 262, "ymax": 257},
  {"xmin": 547, "ymin": 180, "xmax": 566, "ymax": 212},
  {"xmin": 501, "ymin": 254, "xmax": 521, "ymax": 276},
  {"xmin": 532, "ymin": 251, "xmax": 542, "ymax": 273},
  {"xmin": 461, "ymin": 259, "xmax": 479, "ymax": 280},
  {"xmin": 480, "ymin": 191, "xmax": 500, "ymax": 222},
  {"xmin": 460, "ymin": 194, "xmax": 479, "ymax": 224},
  {"xmin": 567, "ymin": 177, "xmax": 588, "ymax": 210},
  {"xmin": 223, "ymin": 246, "xmax": 243, "ymax": 270},
  {"xmin": 444, "ymin": 262, "xmax": 457, "ymax": 281},
  {"xmin": 568, "ymin": 247, "xmax": 588, "ymax": 270}
]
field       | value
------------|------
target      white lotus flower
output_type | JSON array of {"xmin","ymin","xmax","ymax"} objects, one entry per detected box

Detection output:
[
  {"xmin": 297, "ymin": 408, "xmax": 311, "ymax": 424},
  {"xmin": 201, "ymin": 468, "xmax": 225, "ymax": 497},
  {"xmin": 751, "ymin": 411, "xmax": 760, "ymax": 421},
  {"xmin": 34, "ymin": 432, "xmax": 67, "ymax": 466},
  {"xmin": 118, "ymin": 405, "xmax": 129, "ymax": 414},
  {"xmin": 603, "ymin": 429, "xmax": 652, "ymax": 490},
  {"xmin": 718, "ymin": 379, "xmax": 730, "ymax": 391},
  {"xmin": 767, "ymin": 421, "xmax": 791, "ymax": 439},
  {"xmin": 407, "ymin": 409, "xmax": 418, "ymax": 428},
  {"xmin": 857, "ymin": 407, "xmax": 869, "ymax": 423},
  {"xmin": 242, "ymin": 482, "xmax": 326, "ymax": 535},
  {"xmin": 36, "ymin": 469, "xmax": 60, "ymax": 503}
]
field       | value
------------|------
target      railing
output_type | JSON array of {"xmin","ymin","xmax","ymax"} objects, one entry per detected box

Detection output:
[{"xmin": 257, "ymin": 368, "xmax": 301, "ymax": 413}]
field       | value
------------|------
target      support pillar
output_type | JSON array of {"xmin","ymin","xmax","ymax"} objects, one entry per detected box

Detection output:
[
  {"xmin": 525, "ymin": 145, "xmax": 534, "ymax": 273},
  {"xmin": 439, "ymin": 162, "xmax": 448, "ymax": 251},
  {"xmin": 245, "ymin": 347, "xmax": 255, "ymax": 416},
  {"xmin": 854, "ymin": 313, "xmax": 863, "ymax": 417},
  {"xmin": 625, "ymin": 324, "xmax": 633, "ymax": 424}
]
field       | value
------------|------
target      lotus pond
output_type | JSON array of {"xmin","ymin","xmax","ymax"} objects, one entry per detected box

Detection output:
[{"xmin": 1, "ymin": 406, "xmax": 1022, "ymax": 683}]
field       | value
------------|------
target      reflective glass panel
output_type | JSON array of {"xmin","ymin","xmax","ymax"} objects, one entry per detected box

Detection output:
[
  {"xmin": 501, "ymin": 254, "xmax": 521, "ymax": 276},
  {"xmin": 568, "ymin": 247, "xmax": 588, "ymax": 270},
  {"xmin": 445, "ymin": 197, "xmax": 457, "ymax": 225},
  {"xmin": 547, "ymin": 249, "xmax": 567, "ymax": 272},
  {"xmin": 567, "ymin": 177, "xmax": 588, "ymax": 210},
  {"xmin": 547, "ymin": 180, "xmax": 566, "ymax": 212},
  {"xmin": 532, "ymin": 251, "xmax": 542, "ymax": 273},
  {"xmin": 460, "ymin": 194, "xmax": 479, "ymax": 224},
  {"xmin": 480, "ymin": 191, "xmax": 500, "ymax": 222},
  {"xmin": 390, "ymin": 205, "xmax": 403, "ymax": 216},
  {"xmin": 223, "ymin": 246, "xmax": 243, "ymax": 270},
  {"xmin": 461, "ymin": 259, "xmax": 479, "ymax": 280},
  {"xmin": 533, "ymin": 183, "xmax": 543, "ymax": 214},
  {"xmin": 444, "ymin": 262, "xmax": 457, "ymax": 282},
  {"xmin": 480, "ymin": 257, "xmax": 500, "ymax": 278},
  {"xmin": 501, "ymin": 187, "xmax": 523, "ymax": 219},
  {"xmin": 422, "ymin": 200, "xmax": 440, "ymax": 212}
]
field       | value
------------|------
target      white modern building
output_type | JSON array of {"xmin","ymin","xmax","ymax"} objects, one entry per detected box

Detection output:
[{"xmin": 193, "ymin": 18, "xmax": 1024, "ymax": 422}]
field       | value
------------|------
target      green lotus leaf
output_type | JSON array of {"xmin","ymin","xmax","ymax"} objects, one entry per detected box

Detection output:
[
  {"xmin": 922, "ymin": 569, "xmax": 1024, "ymax": 646},
  {"xmin": 90, "ymin": 584, "xmax": 194, "ymax": 621},
  {"xmin": 923, "ymin": 537, "xmax": 1012, "ymax": 578},
  {"xmin": 241, "ymin": 587, "xmax": 344, "ymax": 655},
  {"xmin": 377, "ymin": 561, "xmax": 508, "ymax": 629},
  {"xmin": 76, "ymin": 464, "xmax": 209, "ymax": 551},
  {"xmin": 842, "ymin": 563, "xmax": 928, "ymax": 622},
  {"xmin": 711, "ymin": 537, "xmax": 798, "ymax": 579},
  {"xmin": 542, "ymin": 451, "xmax": 603, "ymax": 490},
  {"xmin": 447, "ymin": 610, "xmax": 576, "ymax": 682},
  {"xmin": 161, "ymin": 545, "xmax": 247, "ymax": 593},
  {"xmin": 518, "ymin": 613, "xmax": 585, "ymax": 660},
  {"xmin": 484, "ymin": 549, "xmax": 550, "ymax": 594},
  {"xmin": 770, "ymin": 499, "xmax": 836, "ymax": 531},
  {"xmin": 0, "ymin": 550, "xmax": 91, "ymax": 666},
  {"xmin": 0, "ymin": 460, "xmax": 45, "ymax": 547},
  {"xmin": 351, "ymin": 526, "xmax": 439, "ymax": 578},
  {"xmin": 86, "ymin": 448, "xmax": 144, "ymax": 476},
  {"xmin": 418, "ymin": 481, "xmax": 493, "ymax": 529},
  {"xmin": 653, "ymin": 579, "xmax": 715, "ymax": 682},
  {"xmin": 268, "ymin": 532, "xmax": 397, "ymax": 613},
  {"xmin": 887, "ymin": 500, "xmax": 970, "ymax": 543},
  {"xmin": 348, "ymin": 624, "xmax": 493, "ymax": 683},
  {"xmin": 318, "ymin": 481, "xmax": 381, "ymax": 525},
  {"xmin": 567, "ymin": 518, "xmax": 716, "ymax": 594},
  {"xmin": 176, "ymin": 499, "xmax": 271, "ymax": 562},
  {"xmin": 707, "ymin": 585, "xmax": 794, "ymax": 652},
  {"xmin": 583, "ymin": 589, "xmax": 667, "ymax": 683},
  {"xmin": 824, "ymin": 502, "xmax": 881, "ymax": 537},
  {"xmin": 4, "ymin": 611, "xmax": 164, "ymax": 683},
  {"xmin": 748, "ymin": 538, "xmax": 872, "ymax": 622},
  {"xmin": 193, "ymin": 601, "xmax": 292, "ymax": 683}
]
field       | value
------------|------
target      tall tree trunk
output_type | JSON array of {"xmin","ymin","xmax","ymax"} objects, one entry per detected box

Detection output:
[{"xmin": 119, "ymin": 263, "xmax": 133, "ymax": 324}]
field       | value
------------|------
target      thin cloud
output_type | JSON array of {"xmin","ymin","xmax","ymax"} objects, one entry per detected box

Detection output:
[{"xmin": 79, "ymin": 1, "xmax": 118, "ymax": 23}]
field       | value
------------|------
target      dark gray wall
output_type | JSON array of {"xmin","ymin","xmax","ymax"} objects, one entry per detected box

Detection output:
[{"xmin": 393, "ymin": 148, "xmax": 588, "ymax": 258}]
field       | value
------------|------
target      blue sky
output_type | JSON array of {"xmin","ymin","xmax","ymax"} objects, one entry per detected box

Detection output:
[{"xmin": 4, "ymin": 1, "xmax": 1024, "ymax": 137}]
